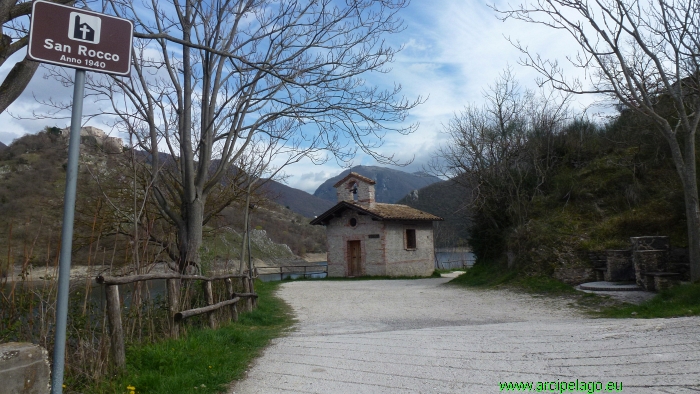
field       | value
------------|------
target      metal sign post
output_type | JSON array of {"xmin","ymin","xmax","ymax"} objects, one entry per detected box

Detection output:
[
  {"xmin": 26, "ymin": 2, "xmax": 133, "ymax": 393},
  {"xmin": 50, "ymin": 69, "xmax": 85, "ymax": 394}
]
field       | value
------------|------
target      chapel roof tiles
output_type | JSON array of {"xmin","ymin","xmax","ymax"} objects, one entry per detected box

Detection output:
[
  {"xmin": 310, "ymin": 201, "xmax": 442, "ymax": 225},
  {"xmin": 332, "ymin": 172, "xmax": 376, "ymax": 187}
]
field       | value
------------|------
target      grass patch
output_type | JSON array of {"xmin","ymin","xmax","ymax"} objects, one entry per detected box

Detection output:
[
  {"xmin": 87, "ymin": 280, "xmax": 292, "ymax": 394},
  {"xmin": 447, "ymin": 262, "xmax": 576, "ymax": 296},
  {"xmin": 447, "ymin": 263, "xmax": 518, "ymax": 288},
  {"xmin": 599, "ymin": 282, "xmax": 700, "ymax": 318}
]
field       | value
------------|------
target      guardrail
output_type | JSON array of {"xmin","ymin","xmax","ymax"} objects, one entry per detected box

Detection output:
[
  {"xmin": 256, "ymin": 264, "xmax": 328, "ymax": 281},
  {"xmin": 436, "ymin": 259, "xmax": 475, "ymax": 270}
]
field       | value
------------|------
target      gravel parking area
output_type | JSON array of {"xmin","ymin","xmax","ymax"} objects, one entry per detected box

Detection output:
[{"xmin": 230, "ymin": 278, "xmax": 700, "ymax": 393}]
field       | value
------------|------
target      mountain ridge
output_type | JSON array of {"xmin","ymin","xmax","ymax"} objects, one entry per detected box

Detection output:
[
  {"xmin": 397, "ymin": 178, "xmax": 472, "ymax": 247},
  {"xmin": 261, "ymin": 180, "xmax": 334, "ymax": 218}
]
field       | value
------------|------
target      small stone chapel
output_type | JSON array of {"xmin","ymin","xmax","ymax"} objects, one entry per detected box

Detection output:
[{"xmin": 310, "ymin": 172, "xmax": 442, "ymax": 277}]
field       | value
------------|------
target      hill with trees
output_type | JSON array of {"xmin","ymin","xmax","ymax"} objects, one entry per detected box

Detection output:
[
  {"xmin": 434, "ymin": 71, "xmax": 692, "ymax": 283},
  {"xmin": 260, "ymin": 180, "xmax": 334, "ymax": 218},
  {"xmin": 0, "ymin": 128, "xmax": 325, "ymax": 280},
  {"xmin": 492, "ymin": 0, "xmax": 700, "ymax": 281},
  {"xmin": 397, "ymin": 179, "xmax": 472, "ymax": 248}
]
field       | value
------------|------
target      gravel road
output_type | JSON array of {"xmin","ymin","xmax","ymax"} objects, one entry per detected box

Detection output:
[{"xmin": 230, "ymin": 278, "xmax": 700, "ymax": 393}]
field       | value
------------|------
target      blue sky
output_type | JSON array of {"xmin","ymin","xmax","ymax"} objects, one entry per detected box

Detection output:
[
  {"xmin": 0, "ymin": 0, "xmax": 595, "ymax": 193},
  {"xmin": 282, "ymin": 0, "xmax": 596, "ymax": 193}
]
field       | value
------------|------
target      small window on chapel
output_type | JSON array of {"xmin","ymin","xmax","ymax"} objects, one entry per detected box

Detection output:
[
  {"xmin": 349, "ymin": 218, "xmax": 357, "ymax": 227},
  {"xmin": 405, "ymin": 229, "xmax": 416, "ymax": 250}
]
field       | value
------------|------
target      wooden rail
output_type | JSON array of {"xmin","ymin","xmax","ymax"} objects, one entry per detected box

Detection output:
[
  {"xmin": 175, "ymin": 297, "xmax": 241, "ymax": 321},
  {"xmin": 98, "ymin": 272, "xmax": 257, "ymax": 370},
  {"xmin": 96, "ymin": 272, "xmax": 247, "ymax": 285}
]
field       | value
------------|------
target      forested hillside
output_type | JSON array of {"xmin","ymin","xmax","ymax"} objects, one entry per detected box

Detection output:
[
  {"xmin": 436, "ymin": 73, "xmax": 692, "ymax": 281},
  {"xmin": 397, "ymin": 180, "xmax": 472, "ymax": 247},
  {"xmin": 0, "ymin": 128, "xmax": 325, "ymax": 279},
  {"xmin": 260, "ymin": 180, "xmax": 334, "ymax": 218}
]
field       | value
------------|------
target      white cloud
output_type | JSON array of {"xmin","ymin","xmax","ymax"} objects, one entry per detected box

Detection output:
[{"xmin": 0, "ymin": 0, "xmax": 606, "ymax": 191}]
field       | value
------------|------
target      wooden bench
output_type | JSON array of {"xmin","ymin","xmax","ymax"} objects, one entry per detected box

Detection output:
[{"xmin": 643, "ymin": 272, "xmax": 681, "ymax": 292}]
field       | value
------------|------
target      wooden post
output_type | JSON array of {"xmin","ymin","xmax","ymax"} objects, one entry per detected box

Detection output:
[
  {"xmin": 249, "ymin": 277, "xmax": 257, "ymax": 309},
  {"xmin": 280, "ymin": 266, "xmax": 283, "ymax": 281},
  {"xmin": 105, "ymin": 284, "xmax": 125, "ymax": 369},
  {"xmin": 203, "ymin": 280, "xmax": 217, "ymax": 329},
  {"xmin": 225, "ymin": 278, "xmax": 238, "ymax": 322},
  {"xmin": 242, "ymin": 277, "xmax": 252, "ymax": 312},
  {"xmin": 166, "ymin": 278, "xmax": 180, "ymax": 338}
]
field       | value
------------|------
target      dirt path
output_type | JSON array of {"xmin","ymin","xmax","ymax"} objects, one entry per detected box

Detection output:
[{"xmin": 230, "ymin": 278, "xmax": 700, "ymax": 393}]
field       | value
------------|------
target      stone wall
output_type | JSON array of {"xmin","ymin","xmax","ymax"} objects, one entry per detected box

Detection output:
[
  {"xmin": 335, "ymin": 176, "xmax": 375, "ymax": 206},
  {"xmin": 630, "ymin": 236, "xmax": 670, "ymax": 287},
  {"xmin": 0, "ymin": 342, "xmax": 51, "ymax": 394},
  {"xmin": 630, "ymin": 236, "xmax": 670, "ymax": 251},
  {"xmin": 325, "ymin": 211, "xmax": 434, "ymax": 277},
  {"xmin": 633, "ymin": 250, "xmax": 667, "ymax": 287},
  {"xmin": 668, "ymin": 248, "xmax": 691, "ymax": 280},
  {"xmin": 325, "ymin": 210, "xmax": 385, "ymax": 277},
  {"xmin": 605, "ymin": 250, "xmax": 634, "ymax": 281},
  {"xmin": 383, "ymin": 221, "xmax": 434, "ymax": 277},
  {"xmin": 553, "ymin": 266, "xmax": 595, "ymax": 285},
  {"xmin": 587, "ymin": 251, "xmax": 607, "ymax": 269},
  {"xmin": 579, "ymin": 237, "xmax": 690, "ymax": 286}
]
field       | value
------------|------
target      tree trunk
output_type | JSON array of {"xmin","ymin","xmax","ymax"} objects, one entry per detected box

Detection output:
[
  {"xmin": 679, "ymin": 159, "xmax": 700, "ymax": 282},
  {"xmin": 178, "ymin": 198, "xmax": 204, "ymax": 273},
  {"xmin": 683, "ymin": 198, "xmax": 700, "ymax": 282},
  {"xmin": 670, "ymin": 131, "xmax": 700, "ymax": 282},
  {"xmin": 239, "ymin": 181, "xmax": 254, "ymax": 274}
]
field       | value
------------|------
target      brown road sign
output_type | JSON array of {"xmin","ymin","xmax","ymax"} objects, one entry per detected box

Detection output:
[{"xmin": 28, "ymin": 0, "xmax": 133, "ymax": 76}]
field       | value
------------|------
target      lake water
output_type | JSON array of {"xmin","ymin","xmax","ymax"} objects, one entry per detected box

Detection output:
[
  {"xmin": 435, "ymin": 251, "xmax": 475, "ymax": 270},
  {"xmin": 258, "ymin": 263, "xmax": 328, "ymax": 282}
]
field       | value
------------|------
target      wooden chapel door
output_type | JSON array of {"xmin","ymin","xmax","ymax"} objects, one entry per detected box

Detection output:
[{"xmin": 348, "ymin": 240, "xmax": 362, "ymax": 277}]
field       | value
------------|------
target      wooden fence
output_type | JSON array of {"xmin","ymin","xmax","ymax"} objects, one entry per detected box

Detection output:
[{"xmin": 96, "ymin": 272, "xmax": 258, "ymax": 369}]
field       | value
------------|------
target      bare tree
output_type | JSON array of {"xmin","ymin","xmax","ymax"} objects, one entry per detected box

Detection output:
[
  {"xmin": 63, "ymin": 0, "xmax": 420, "ymax": 272},
  {"xmin": 432, "ymin": 69, "xmax": 570, "ymax": 228},
  {"xmin": 495, "ymin": 0, "xmax": 700, "ymax": 281},
  {"xmin": 0, "ymin": 0, "xmax": 75, "ymax": 113}
]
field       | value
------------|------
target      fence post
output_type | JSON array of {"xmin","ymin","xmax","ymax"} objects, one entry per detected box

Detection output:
[
  {"xmin": 105, "ymin": 285, "xmax": 125, "ymax": 369},
  {"xmin": 280, "ymin": 266, "xmax": 283, "ymax": 281},
  {"xmin": 225, "ymin": 278, "xmax": 238, "ymax": 322},
  {"xmin": 242, "ymin": 277, "xmax": 252, "ymax": 312},
  {"xmin": 203, "ymin": 280, "xmax": 217, "ymax": 329},
  {"xmin": 166, "ymin": 278, "xmax": 180, "ymax": 338},
  {"xmin": 249, "ymin": 276, "xmax": 257, "ymax": 309}
]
